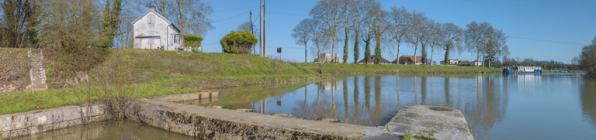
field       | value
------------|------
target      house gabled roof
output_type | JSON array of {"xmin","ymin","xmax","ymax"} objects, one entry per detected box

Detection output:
[
  {"xmin": 358, "ymin": 55, "xmax": 391, "ymax": 63},
  {"xmin": 131, "ymin": 10, "xmax": 180, "ymax": 32},
  {"xmin": 393, "ymin": 55, "xmax": 422, "ymax": 63}
]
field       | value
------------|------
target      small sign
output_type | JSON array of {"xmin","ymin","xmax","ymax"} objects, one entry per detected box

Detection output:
[{"xmin": 277, "ymin": 48, "xmax": 282, "ymax": 53}]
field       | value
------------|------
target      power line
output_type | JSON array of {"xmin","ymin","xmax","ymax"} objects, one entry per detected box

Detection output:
[
  {"xmin": 213, "ymin": 11, "xmax": 250, "ymax": 23},
  {"xmin": 269, "ymin": 12, "xmax": 308, "ymax": 17},
  {"xmin": 508, "ymin": 36, "xmax": 587, "ymax": 46},
  {"xmin": 214, "ymin": 6, "xmax": 258, "ymax": 12}
]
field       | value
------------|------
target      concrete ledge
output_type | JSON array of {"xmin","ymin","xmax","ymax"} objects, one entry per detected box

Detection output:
[
  {"xmin": 154, "ymin": 92, "xmax": 219, "ymax": 102},
  {"xmin": 0, "ymin": 104, "xmax": 106, "ymax": 139},
  {"xmin": 126, "ymin": 99, "xmax": 369, "ymax": 139},
  {"xmin": 363, "ymin": 105, "xmax": 474, "ymax": 140}
]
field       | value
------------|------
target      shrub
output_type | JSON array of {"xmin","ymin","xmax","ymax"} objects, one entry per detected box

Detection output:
[
  {"xmin": 220, "ymin": 31, "xmax": 258, "ymax": 54},
  {"xmin": 183, "ymin": 34, "xmax": 203, "ymax": 48}
]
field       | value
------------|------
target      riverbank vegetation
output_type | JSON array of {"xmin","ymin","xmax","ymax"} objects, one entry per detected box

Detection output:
[
  {"xmin": 292, "ymin": 0, "xmax": 509, "ymax": 66},
  {"xmin": 578, "ymin": 37, "xmax": 596, "ymax": 78}
]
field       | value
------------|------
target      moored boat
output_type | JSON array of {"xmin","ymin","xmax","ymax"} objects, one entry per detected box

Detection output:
[{"xmin": 503, "ymin": 65, "xmax": 542, "ymax": 74}]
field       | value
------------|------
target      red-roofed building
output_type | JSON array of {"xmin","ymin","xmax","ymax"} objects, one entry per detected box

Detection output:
[
  {"xmin": 358, "ymin": 55, "xmax": 391, "ymax": 64},
  {"xmin": 393, "ymin": 55, "xmax": 422, "ymax": 65}
]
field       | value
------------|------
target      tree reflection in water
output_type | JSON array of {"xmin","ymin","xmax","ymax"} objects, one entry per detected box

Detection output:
[{"xmin": 581, "ymin": 79, "xmax": 596, "ymax": 128}]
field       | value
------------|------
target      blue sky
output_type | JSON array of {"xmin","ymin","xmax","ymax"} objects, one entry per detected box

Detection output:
[{"xmin": 199, "ymin": 0, "xmax": 596, "ymax": 64}]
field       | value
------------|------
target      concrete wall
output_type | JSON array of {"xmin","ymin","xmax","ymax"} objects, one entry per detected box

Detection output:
[
  {"xmin": 125, "ymin": 99, "xmax": 369, "ymax": 140},
  {"xmin": 0, "ymin": 104, "xmax": 106, "ymax": 139}
]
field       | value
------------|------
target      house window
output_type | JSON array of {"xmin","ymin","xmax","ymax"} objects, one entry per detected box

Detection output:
[{"xmin": 148, "ymin": 15, "xmax": 155, "ymax": 24}]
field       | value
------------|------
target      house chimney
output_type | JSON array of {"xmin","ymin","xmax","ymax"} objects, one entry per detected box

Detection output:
[{"xmin": 149, "ymin": 4, "xmax": 156, "ymax": 11}]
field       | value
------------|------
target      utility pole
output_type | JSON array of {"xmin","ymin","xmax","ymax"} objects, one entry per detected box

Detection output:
[
  {"xmin": 263, "ymin": 0, "xmax": 267, "ymax": 57},
  {"xmin": 259, "ymin": 0, "xmax": 263, "ymax": 57},
  {"xmin": 250, "ymin": 10, "xmax": 254, "ymax": 55}
]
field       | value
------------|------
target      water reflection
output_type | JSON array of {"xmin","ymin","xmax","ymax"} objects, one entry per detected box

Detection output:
[
  {"xmin": 582, "ymin": 79, "xmax": 596, "ymax": 128},
  {"xmin": 193, "ymin": 73, "xmax": 596, "ymax": 139}
]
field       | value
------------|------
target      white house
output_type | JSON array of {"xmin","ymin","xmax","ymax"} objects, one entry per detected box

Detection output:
[{"xmin": 132, "ymin": 5, "xmax": 183, "ymax": 50}]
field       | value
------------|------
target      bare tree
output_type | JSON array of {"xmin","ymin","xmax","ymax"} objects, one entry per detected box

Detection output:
[
  {"xmin": 1, "ymin": 0, "xmax": 41, "ymax": 48},
  {"xmin": 37, "ymin": 0, "xmax": 102, "ymax": 49},
  {"xmin": 424, "ymin": 20, "xmax": 442, "ymax": 65},
  {"xmin": 440, "ymin": 22, "xmax": 463, "ymax": 65},
  {"xmin": 349, "ymin": 0, "xmax": 366, "ymax": 63},
  {"xmin": 367, "ymin": 0, "xmax": 389, "ymax": 64},
  {"xmin": 484, "ymin": 29, "xmax": 509, "ymax": 67},
  {"xmin": 310, "ymin": 21, "xmax": 331, "ymax": 62},
  {"xmin": 405, "ymin": 11, "xmax": 427, "ymax": 64},
  {"xmin": 464, "ymin": 21, "xmax": 487, "ymax": 66},
  {"xmin": 132, "ymin": 0, "xmax": 214, "ymax": 36},
  {"xmin": 389, "ymin": 6, "xmax": 410, "ymax": 64},
  {"xmin": 311, "ymin": 0, "xmax": 346, "ymax": 63},
  {"xmin": 292, "ymin": 19, "xmax": 314, "ymax": 63}
]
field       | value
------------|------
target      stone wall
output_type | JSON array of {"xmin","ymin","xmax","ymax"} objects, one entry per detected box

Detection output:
[{"xmin": 0, "ymin": 104, "xmax": 106, "ymax": 139}]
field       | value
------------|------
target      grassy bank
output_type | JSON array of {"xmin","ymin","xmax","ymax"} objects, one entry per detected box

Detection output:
[
  {"xmin": 297, "ymin": 63, "xmax": 501, "ymax": 75},
  {"xmin": 1, "ymin": 48, "xmax": 320, "ymax": 115}
]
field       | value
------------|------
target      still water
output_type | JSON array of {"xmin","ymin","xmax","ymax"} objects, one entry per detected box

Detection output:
[
  {"xmin": 195, "ymin": 73, "xmax": 596, "ymax": 140},
  {"xmin": 15, "ymin": 121, "xmax": 195, "ymax": 140}
]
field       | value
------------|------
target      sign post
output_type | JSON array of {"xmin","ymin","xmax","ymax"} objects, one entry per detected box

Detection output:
[{"xmin": 277, "ymin": 48, "xmax": 282, "ymax": 60}]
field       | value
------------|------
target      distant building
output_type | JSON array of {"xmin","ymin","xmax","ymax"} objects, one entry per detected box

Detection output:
[
  {"xmin": 358, "ymin": 55, "xmax": 391, "ymax": 64},
  {"xmin": 315, "ymin": 53, "xmax": 342, "ymax": 63},
  {"xmin": 470, "ymin": 61, "xmax": 483, "ymax": 66},
  {"xmin": 393, "ymin": 55, "xmax": 422, "ymax": 65},
  {"xmin": 133, "ymin": 5, "xmax": 183, "ymax": 50},
  {"xmin": 440, "ymin": 59, "xmax": 459, "ymax": 65}
]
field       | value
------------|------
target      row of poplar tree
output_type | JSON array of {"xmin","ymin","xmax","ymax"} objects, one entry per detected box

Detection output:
[{"xmin": 292, "ymin": 0, "xmax": 510, "ymax": 67}]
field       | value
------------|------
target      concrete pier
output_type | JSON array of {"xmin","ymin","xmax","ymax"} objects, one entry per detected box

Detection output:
[{"xmin": 363, "ymin": 105, "xmax": 474, "ymax": 140}]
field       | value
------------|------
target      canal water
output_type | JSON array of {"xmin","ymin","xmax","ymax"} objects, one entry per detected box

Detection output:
[
  {"xmin": 194, "ymin": 73, "xmax": 596, "ymax": 140},
  {"xmin": 15, "ymin": 121, "xmax": 195, "ymax": 140}
]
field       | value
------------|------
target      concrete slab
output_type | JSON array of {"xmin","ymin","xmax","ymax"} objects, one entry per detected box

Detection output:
[{"xmin": 383, "ymin": 105, "xmax": 474, "ymax": 140}]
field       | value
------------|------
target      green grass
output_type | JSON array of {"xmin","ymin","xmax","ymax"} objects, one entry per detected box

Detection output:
[
  {"xmin": 0, "ymin": 81, "xmax": 201, "ymax": 115},
  {"xmin": 200, "ymin": 82, "xmax": 311, "ymax": 109},
  {"xmin": 297, "ymin": 63, "xmax": 500, "ymax": 74}
]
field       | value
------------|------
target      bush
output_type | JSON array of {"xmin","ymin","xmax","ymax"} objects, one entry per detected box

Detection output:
[
  {"xmin": 220, "ymin": 31, "xmax": 258, "ymax": 54},
  {"xmin": 183, "ymin": 34, "xmax": 203, "ymax": 48}
]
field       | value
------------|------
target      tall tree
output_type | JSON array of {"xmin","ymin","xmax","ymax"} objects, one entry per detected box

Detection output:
[
  {"xmin": 350, "ymin": 0, "xmax": 366, "ymax": 63},
  {"xmin": 464, "ymin": 21, "xmax": 488, "ymax": 66},
  {"xmin": 424, "ymin": 20, "xmax": 441, "ymax": 65},
  {"xmin": 311, "ymin": 0, "xmax": 345, "ymax": 63},
  {"xmin": 440, "ymin": 22, "xmax": 463, "ymax": 65},
  {"xmin": 100, "ymin": 0, "xmax": 123, "ymax": 48},
  {"xmin": 292, "ymin": 19, "xmax": 314, "ymax": 63},
  {"xmin": 1, "ymin": 0, "xmax": 40, "ymax": 48},
  {"xmin": 405, "ymin": 11, "xmax": 427, "ymax": 65},
  {"xmin": 389, "ymin": 6, "xmax": 410, "ymax": 65},
  {"xmin": 133, "ymin": 0, "xmax": 214, "ymax": 36},
  {"xmin": 341, "ymin": 0, "xmax": 351, "ymax": 63},
  {"xmin": 38, "ymin": 0, "xmax": 102, "ymax": 50},
  {"xmin": 484, "ymin": 29, "xmax": 509, "ymax": 67},
  {"xmin": 579, "ymin": 37, "xmax": 596, "ymax": 78},
  {"xmin": 368, "ymin": 0, "xmax": 389, "ymax": 64},
  {"xmin": 310, "ymin": 21, "xmax": 330, "ymax": 62}
]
